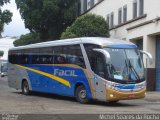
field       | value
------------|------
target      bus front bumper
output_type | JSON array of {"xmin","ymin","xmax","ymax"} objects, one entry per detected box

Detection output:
[{"xmin": 106, "ymin": 87, "xmax": 146, "ymax": 101}]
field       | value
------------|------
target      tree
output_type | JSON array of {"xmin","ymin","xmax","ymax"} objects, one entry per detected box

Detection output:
[
  {"xmin": 0, "ymin": 0, "xmax": 13, "ymax": 37},
  {"xmin": 15, "ymin": 0, "xmax": 76, "ymax": 41},
  {"xmin": 61, "ymin": 14, "xmax": 110, "ymax": 39},
  {"xmin": 0, "ymin": 50, "xmax": 4, "ymax": 57},
  {"xmin": 14, "ymin": 33, "xmax": 40, "ymax": 46}
]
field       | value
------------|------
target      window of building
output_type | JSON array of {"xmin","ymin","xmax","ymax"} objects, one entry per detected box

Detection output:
[
  {"xmin": 139, "ymin": 0, "xmax": 144, "ymax": 16},
  {"xmin": 136, "ymin": 39, "xmax": 143, "ymax": 50},
  {"xmin": 90, "ymin": 0, "xmax": 94, "ymax": 8},
  {"xmin": 106, "ymin": 14, "xmax": 110, "ymax": 27},
  {"xmin": 110, "ymin": 12, "xmax": 114, "ymax": 28},
  {"xmin": 133, "ymin": 0, "xmax": 137, "ymax": 18},
  {"xmin": 118, "ymin": 8, "xmax": 122, "ymax": 25},
  {"xmin": 98, "ymin": 0, "xmax": 103, "ymax": 3},
  {"xmin": 87, "ymin": 1, "xmax": 90, "ymax": 8},
  {"xmin": 82, "ymin": 0, "xmax": 87, "ymax": 13},
  {"xmin": 123, "ymin": 5, "xmax": 127, "ymax": 23},
  {"xmin": 76, "ymin": 0, "xmax": 81, "ymax": 16}
]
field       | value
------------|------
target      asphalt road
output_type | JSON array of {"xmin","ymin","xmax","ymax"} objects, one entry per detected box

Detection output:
[{"xmin": 0, "ymin": 76, "xmax": 160, "ymax": 116}]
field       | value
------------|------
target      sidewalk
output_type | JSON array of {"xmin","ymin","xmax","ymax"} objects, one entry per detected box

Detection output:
[{"xmin": 145, "ymin": 92, "xmax": 160, "ymax": 102}]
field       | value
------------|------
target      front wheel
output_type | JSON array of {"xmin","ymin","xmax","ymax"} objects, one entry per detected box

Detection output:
[
  {"xmin": 75, "ymin": 85, "xmax": 89, "ymax": 104},
  {"xmin": 22, "ymin": 80, "xmax": 30, "ymax": 95}
]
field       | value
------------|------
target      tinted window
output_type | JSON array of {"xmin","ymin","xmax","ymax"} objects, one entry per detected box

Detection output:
[
  {"xmin": 9, "ymin": 45, "xmax": 85, "ymax": 68},
  {"xmin": 38, "ymin": 47, "xmax": 53, "ymax": 64},
  {"xmin": 84, "ymin": 44, "xmax": 101, "ymax": 71},
  {"xmin": 53, "ymin": 45, "xmax": 86, "ymax": 68},
  {"xmin": 95, "ymin": 53, "xmax": 107, "ymax": 79},
  {"xmin": 8, "ymin": 50, "xmax": 18, "ymax": 64}
]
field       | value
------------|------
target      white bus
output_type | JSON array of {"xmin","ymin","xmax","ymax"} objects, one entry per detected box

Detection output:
[
  {"xmin": 8, "ymin": 37, "xmax": 152, "ymax": 103},
  {"xmin": 1, "ymin": 61, "xmax": 8, "ymax": 77}
]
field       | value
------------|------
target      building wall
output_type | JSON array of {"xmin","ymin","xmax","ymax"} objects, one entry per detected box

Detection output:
[{"xmin": 79, "ymin": 0, "xmax": 160, "ymax": 91}]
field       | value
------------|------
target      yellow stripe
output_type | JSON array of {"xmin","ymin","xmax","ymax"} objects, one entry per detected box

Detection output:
[
  {"xmin": 39, "ymin": 64, "xmax": 81, "ymax": 68},
  {"xmin": 15, "ymin": 64, "xmax": 71, "ymax": 87}
]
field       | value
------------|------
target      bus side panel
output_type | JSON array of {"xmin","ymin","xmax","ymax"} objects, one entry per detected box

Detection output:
[
  {"xmin": 20, "ymin": 64, "xmax": 92, "ymax": 98},
  {"xmin": 8, "ymin": 63, "xmax": 32, "ymax": 91}
]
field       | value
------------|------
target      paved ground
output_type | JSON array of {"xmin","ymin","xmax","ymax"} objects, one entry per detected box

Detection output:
[{"xmin": 0, "ymin": 76, "xmax": 160, "ymax": 115}]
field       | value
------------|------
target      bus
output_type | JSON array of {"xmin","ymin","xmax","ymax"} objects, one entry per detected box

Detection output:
[
  {"xmin": 8, "ymin": 37, "xmax": 152, "ymax": 103},
  {"xmin": 1, "ymin": 61, "xmax": 8, "ymax": 77}
]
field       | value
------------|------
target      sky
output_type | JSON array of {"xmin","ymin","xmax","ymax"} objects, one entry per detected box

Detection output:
[
  {"xmin": 0, "ymin": 0, "xmax": 29, "ymax": 60},
  {"xmin": 0, "ymin": 0, "xmax": 30, "ymax": 60},
  {"xmin": 2, "ymin": 0, "xmax": 29, "ymax": 37},
  {"xmin": 0, "ymin": 38, "xmax": 15, "ymax": 60}
]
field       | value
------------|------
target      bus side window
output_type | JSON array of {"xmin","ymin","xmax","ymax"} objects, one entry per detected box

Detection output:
[
  {"xmin": 67, "ymin": 56, "xmax": 85, "ymax": 68},
  {"xmin": 84, "ymin": 44, "xmax": 101, "ymax": 71},
  {"xmin": 53, "ymin": 45, "xmax": 86, "ymax": 68},
  {"xmin": 56, "ymin": 55, "xmax": 66, "ymax": 64},
  {"xmin": 95, "ymin": 53, "xmax": 106, "ymax": 79},
  {"xmin": 8, "ymin": 51, "xmax": 17, "ymax": 64},
  {"xmin": 39, "ymin": 47, "xmax": 53, "ymax": 64},
  {"xmin": 21, "ymin": 54, "xmax": 29, "ymax": 64},
  {"xmin": 32, "ymin": 55, "xmax": 39, "ymax": 64},
  {"xmin": 69, "ymin": 45, "xmax": 85, "ymax": 68}
]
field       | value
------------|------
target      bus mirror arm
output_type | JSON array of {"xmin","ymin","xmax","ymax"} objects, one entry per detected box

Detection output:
[
  {"xmin": 93, "ymin": 49, "xmax": 111, "ymax": 64},
  {"xmin": 139, "ymin": 50, "xmax": 153, "ymax": 65}
]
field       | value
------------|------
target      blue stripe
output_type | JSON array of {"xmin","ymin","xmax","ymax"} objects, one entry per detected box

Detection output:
[
  {"xmin": 107, "ymin": 44, "xmax": 137, "ymax": 49},
  {"xmin": 23, "ymin": 64, "xmax": 92, "ymax": 98}
]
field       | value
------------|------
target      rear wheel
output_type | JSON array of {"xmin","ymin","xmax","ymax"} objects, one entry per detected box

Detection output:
[
  {"xmin": 75, "ymin": 85, "xmax": 89, "ymax": 104},
  {"xmin": 22, "ymin": 80, "xmax": 30, "ymax": 95}
]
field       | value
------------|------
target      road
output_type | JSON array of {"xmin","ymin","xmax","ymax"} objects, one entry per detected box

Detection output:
[{"xmin": 0, "ymin": 76, "xmax": 160, "ymax": 115}]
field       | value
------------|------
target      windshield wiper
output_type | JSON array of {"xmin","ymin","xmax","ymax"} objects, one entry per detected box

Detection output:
[{"xmin": 128, "ymin": 59, "xmax": 140, "ymax": 81}]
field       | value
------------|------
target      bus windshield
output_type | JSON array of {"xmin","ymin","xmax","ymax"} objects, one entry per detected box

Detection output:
[{"xmin": 104, "ymin": 48, "xmax": 144, "ymax": 81}]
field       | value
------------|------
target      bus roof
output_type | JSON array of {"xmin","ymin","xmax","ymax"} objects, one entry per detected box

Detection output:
[{"xmin": 10, "ymin": 37, "xmax": 137, "ymax": 50}]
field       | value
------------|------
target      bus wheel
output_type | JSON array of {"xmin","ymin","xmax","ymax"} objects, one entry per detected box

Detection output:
[
  {"xmin": 75, "ymin": 85, "xmax": 89, "ymax": 104},
  {"xmin": 22, "ymin": 80, "xmax": 30, "ymax": 95}
]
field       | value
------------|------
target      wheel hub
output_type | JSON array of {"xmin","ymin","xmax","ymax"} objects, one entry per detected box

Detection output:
[{"xmin": 79, "ymin": 90, "xmax": 86, "ymax": 99}]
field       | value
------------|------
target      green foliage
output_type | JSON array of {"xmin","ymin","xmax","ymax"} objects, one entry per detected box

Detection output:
[
  {"xmin": 0, "ymin": 0, "xmax": 13, "ymax": 34},
  {"xmin": 14, "ymin": 33, "xmax": 41, "ymax": 46},
  {"xmin": 0, "ymin": 50, "xmax": 4, "ymax": 57},
  {"xmin": 61, "ymin": 14, "xmax": 110, "ymax": 39},
  {"xmin": 0, "ymin": 0, "xmax": 9, "ymax": 6},
  {"xmin": 15, "ymin": 0, "xmax": 76, "ymax": 40}
]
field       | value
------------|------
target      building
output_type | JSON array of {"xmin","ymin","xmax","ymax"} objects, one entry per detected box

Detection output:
[{"xmin": 79, "ymin": 0, "xmax": 160, "ymax": 91}]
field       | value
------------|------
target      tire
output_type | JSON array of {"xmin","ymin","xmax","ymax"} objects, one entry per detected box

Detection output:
[
  {"xmin": 75, "ymin": 85, "xmax": 89, "ymax": 104},
  {"xmin": 22, "ymin": 80, "xmax": 30, "ymax": 95}
]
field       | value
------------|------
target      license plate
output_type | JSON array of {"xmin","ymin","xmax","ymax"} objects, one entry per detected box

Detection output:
[{"xmin": 128, "ymin": 94, "xmax": 136, "ymax": 98}]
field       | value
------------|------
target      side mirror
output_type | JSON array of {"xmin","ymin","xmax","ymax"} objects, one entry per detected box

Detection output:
[
  {"xmin": 93, "ymin": 49, "xmax": 111, "ymax": 64},
  {"xmin": 139, "ymin": 50, "xmax": 153, "ymax": 65}
]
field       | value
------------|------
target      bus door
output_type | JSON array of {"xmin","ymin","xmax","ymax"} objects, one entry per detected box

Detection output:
[{"xmin": 93, "ymin": 52, "xmax": 107, "ymax": 101}]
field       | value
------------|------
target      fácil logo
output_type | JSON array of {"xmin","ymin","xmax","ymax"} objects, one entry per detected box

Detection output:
[{"xmin": 54, "ymin": 69, "xmax": 78, "ymax": 77}]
